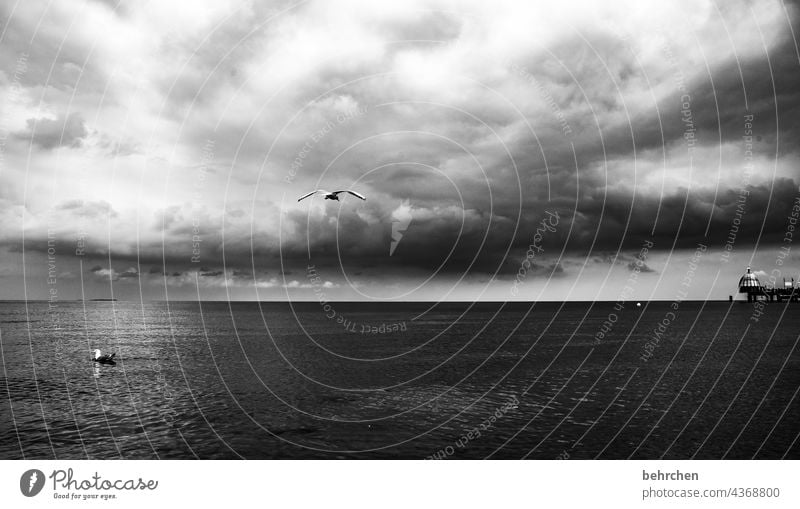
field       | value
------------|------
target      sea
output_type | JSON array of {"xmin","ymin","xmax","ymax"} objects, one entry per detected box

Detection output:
[{"xmin": 1, "ymin": 300, "xmax": 797, "ymax": 459}]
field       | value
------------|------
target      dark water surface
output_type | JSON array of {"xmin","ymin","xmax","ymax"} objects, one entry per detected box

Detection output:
[{"xmin": 1, "ymin": 300, "xmax": 798, "ymax": 459}]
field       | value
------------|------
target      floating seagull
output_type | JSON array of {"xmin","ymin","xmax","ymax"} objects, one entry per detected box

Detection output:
[
  {"xmin": 93, "ymin": 349, "xmax": 116, "ymax": 365},
  {"xmin": 297, "ymin": 189, "xmax": 366, "ymax": 202}
]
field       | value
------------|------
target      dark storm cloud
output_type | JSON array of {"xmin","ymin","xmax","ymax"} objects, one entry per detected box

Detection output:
[
  {"xmin": 269, "ymin": 177, "xmax": 800, "ymax": 277},
  {"xmin": 504, "ymin": 18, "xmax": 800, "ymax": 177},
  {"xmin": 620, "ymin": 29, "xmax": 800, "ymax": 158},
  {"xmin": 7, "ymin": 173, "xmax": 798, "ymax": 282},
  {"xmin": 569, "ymin": 177, "xmax": 800, "ymax": 252}
]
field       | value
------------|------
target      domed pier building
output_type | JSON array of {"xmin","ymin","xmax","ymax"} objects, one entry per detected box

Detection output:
[{"xmin": 738, "ymin": 267, "xmax": 799, "ymax": 302}]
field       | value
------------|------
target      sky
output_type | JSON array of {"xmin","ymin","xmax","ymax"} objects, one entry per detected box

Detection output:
[{"xmin": 0, "ymin": 0, "xmax": 799, "ymax": 301}]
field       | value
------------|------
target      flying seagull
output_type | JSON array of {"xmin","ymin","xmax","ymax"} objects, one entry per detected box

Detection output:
[
  {"xmin": 297, "ymin": 190, "xmax": 366, "ymax": 202},
  {"xmin": 93, "ymin": 349, "xmax": 116, "ymax": 365}
]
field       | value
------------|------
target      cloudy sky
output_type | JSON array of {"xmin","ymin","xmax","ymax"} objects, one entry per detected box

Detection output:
[{"xmin": 1, "ymin": 0, "xmax": 799, "ymax": 301}]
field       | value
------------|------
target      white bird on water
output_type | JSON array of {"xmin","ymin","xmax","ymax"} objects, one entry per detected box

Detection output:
[
  {"xmin": 93, "ymin": 349, "xmax": 116, "ymax": 365},
  {"xmin": 297, "ymin": 189, "xmax": 366, "ymax": 202}
]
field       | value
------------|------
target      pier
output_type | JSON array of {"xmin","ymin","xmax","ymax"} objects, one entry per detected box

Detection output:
[{"xmin": 737, "ymin": 267, "xmax": 800, "ymax": 302}]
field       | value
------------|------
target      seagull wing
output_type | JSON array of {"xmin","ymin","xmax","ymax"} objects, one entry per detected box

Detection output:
[
  {"xmin": 297, "ymin": 190, "xmax": 324, "ymax": 202},
  {"xmin": 334, "ymin": 190, "xmax": 366, "ymax": 200}
]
